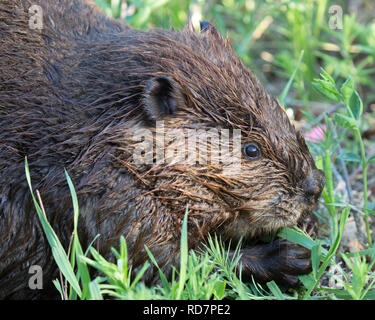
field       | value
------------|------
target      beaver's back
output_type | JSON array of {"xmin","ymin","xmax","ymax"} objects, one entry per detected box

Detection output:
[{"xmin": 0, "ymin": 0, "xmax": 131, "ymax": 299}]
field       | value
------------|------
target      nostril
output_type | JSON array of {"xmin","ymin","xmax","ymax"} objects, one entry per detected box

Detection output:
[
  {"xmin": 301, "ymin": 170, "xmax": 325, "ymax": 202},
  {"xmin": 302, "ymin": 178, "xmax": 319, "ymax": 201}
]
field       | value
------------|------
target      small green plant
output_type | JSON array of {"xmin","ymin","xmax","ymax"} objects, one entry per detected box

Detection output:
[
  {"xmin": 302, "ymin": 70, "xmax": 375, "ymax": 299},
  {"xmin": 79, "ymin": 236, "xmax": 151, "ymax": 300},
  {"xmin": 312, "ymin": 69, "xmax": 372, "ymax": 246},
  {"xmin": 332, "ymin": 251, "xmax": 375, "ymax": 300},
  {"xmin": 25, "ymin": 157, "xmax": 85, "ymax": 299}
]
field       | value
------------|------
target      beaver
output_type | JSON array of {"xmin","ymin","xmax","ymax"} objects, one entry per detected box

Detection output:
[{"xmin": 0, "ymin": 0, "xmax": 325, "ymax": 299}]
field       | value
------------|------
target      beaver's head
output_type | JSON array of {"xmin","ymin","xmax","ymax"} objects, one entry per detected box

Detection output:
[{"xmin": 118, "ymin": 22, "xmax": 325, "ymax": 242}]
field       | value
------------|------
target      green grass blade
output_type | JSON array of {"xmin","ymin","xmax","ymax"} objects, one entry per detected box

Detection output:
[
  {"xmin": 279, "ymin": 50, "xmax": 304, "ymax": 106},
  {"xmin": 176, "ymin": 207, "xmax": 189, "ymax": 300},
  {"xmin": 311, "ymin": 243, "xmax": 322, "ymax": 278},
  {"xmin": 53, "ymin": 279, "xmax": 64, "ymax": 300},
  {"xmin": 277, "ymin": 226, "xmax": 328, "ymax": 256},
  {"xmin": 64, "ymin": 169, "xmax": 92, "ymax": 299},
  {"xmin": 88, "ymin": 279, "xmax": 103, "ymax": 300},
  {"xmin": 144, "ymin": 246, "xmax": 170, "ymax": 289},
  {"xmin": 266, "ymin": 281, "xmax": 286, "ymax": 299},
  {"xmin": 25, "ymin": 157, "xmax": 82, "ymax": 297}
]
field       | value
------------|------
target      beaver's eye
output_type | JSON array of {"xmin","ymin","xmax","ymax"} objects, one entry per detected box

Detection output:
[{"xmin": 243, "ymin": 143, "xmax": 261, "ymax": 160}]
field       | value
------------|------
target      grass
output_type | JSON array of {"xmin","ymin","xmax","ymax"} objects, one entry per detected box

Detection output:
[{"xmin": 24, "ymin": 0, "xmax": 375, "ymax": 300}]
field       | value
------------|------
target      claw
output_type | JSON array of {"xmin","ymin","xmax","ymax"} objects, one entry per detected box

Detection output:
[{"xmin": 234, "ymin": 238, "xmax": 312, "ymax": 288}]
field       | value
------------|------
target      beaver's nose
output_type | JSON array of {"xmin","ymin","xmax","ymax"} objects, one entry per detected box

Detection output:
[{"xmin": 301, "ymin": 169, "xmax": 325, "ymax": 203}]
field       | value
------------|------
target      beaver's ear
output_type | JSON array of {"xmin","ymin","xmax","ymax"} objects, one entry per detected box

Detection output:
[
  {"xmin": 143, "ymin": 76, "xmax": 183, "ymax": 121},
  {"xmin": 200, "ymin": 21, "xmax": 218, "ymax": 35}
]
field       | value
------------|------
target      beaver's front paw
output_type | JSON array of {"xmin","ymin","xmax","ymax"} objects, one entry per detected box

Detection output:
[{"xmin": 237, "ymin": 239, "xmax": 312, "ymax": 288}]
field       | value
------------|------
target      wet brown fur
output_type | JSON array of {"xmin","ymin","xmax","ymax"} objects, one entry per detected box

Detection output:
[{"xmin": 0, "ymin": 0, "xmax": 324, "ymax": 299}]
